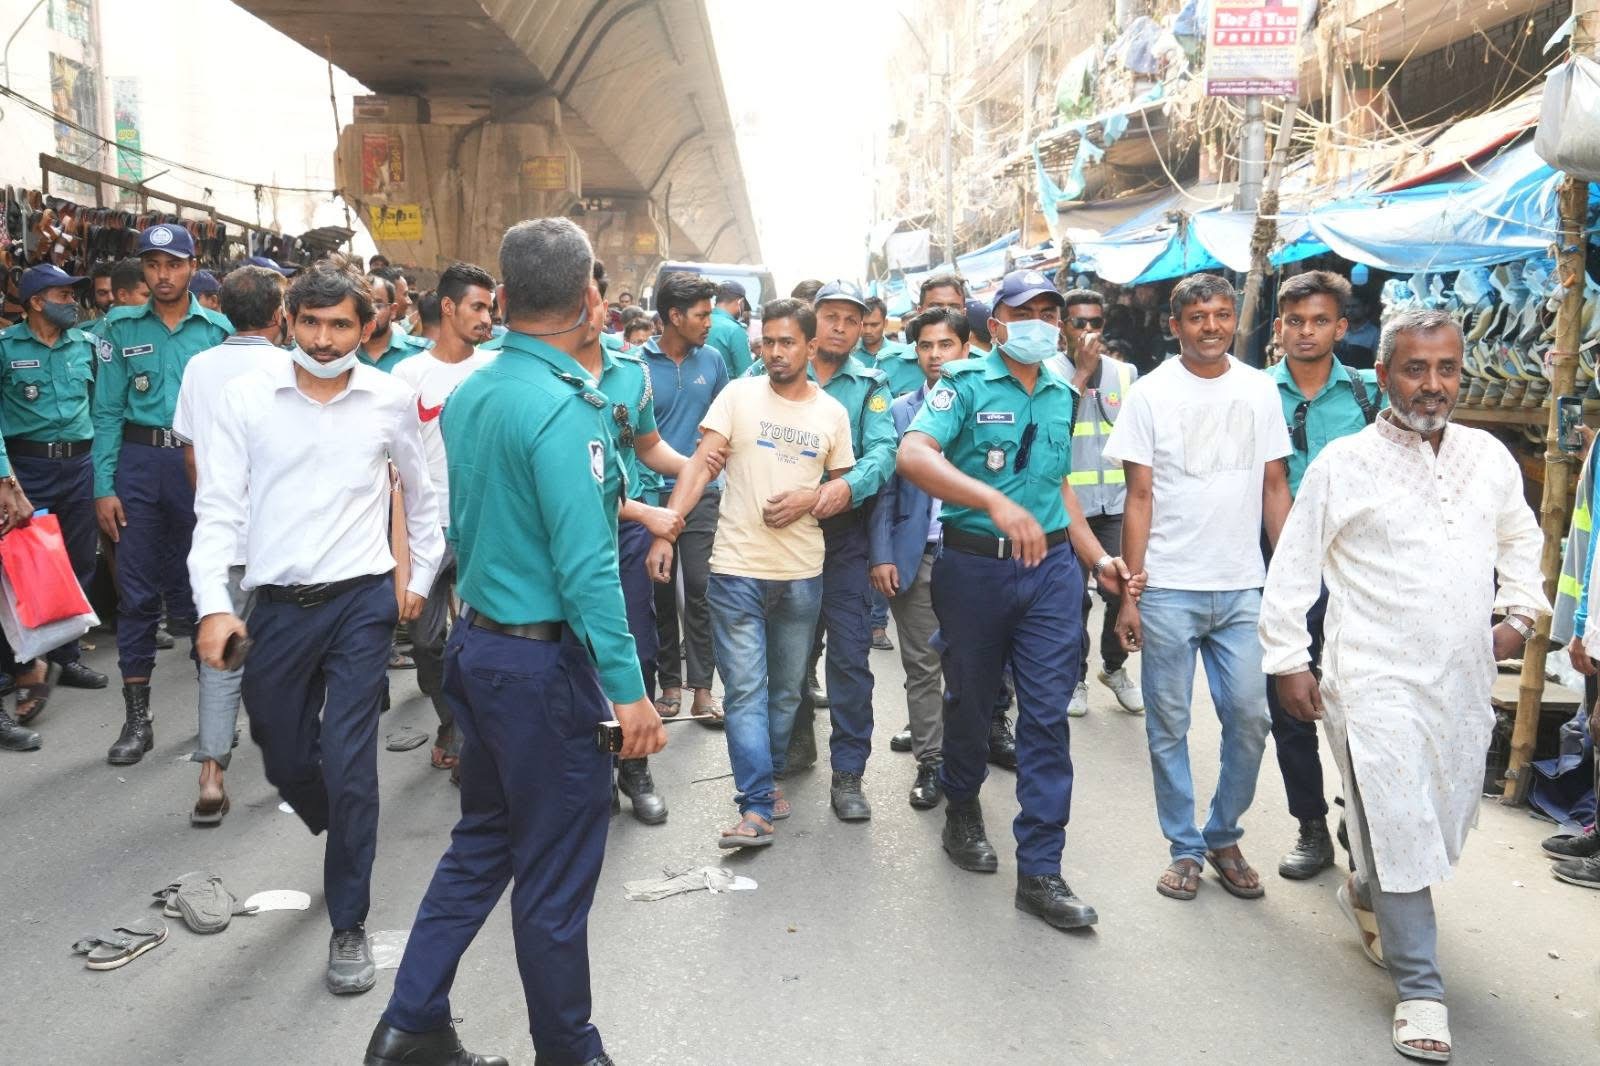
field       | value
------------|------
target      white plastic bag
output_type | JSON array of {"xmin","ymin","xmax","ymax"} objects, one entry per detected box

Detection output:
[
  {"xmin": 0, "ymin": 570, "xmax": 95, "ymax": 661},
  {"xmin": 1534, "ymin": 57, "xmax": 1600, "ymax": 180}
]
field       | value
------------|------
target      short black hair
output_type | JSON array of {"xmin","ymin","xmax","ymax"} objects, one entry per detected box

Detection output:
[
  {"xmin": 371, "ymin": 265, "xmax": 401, "ymax": 284},
  {"xmin": 715, "ymin": 281, "xmax": 749, "ymax": 306},
  {"xmin": 1278, "ymin": 269, "xmax": 1353, "ymax": 310},
  {"xmin": 220, "ymin": 266, "xmax": 284, "ymax": 332},
  {"xmin": 592, "ymin": 258, "xmax": 608, "ymax": 299},
  {"xmin": 90, "ymin": 263, "xmax": 114, "ymax": 281},
  {"xmin": 438, "ymin": 262, "xmax": 495, "ymax": 307},
  {"xmin": 1169, "ymin": 273, "xmax": 1235, "ymax": 318},
  {"xmin": 789, "ymin": 279, "xmax": 824, "ymax": 304},
  {"xmin": 919, "ymin": 273, "xmax": 967, "ymax": 304},
  {"xmin": 110, "ymin": 258, "xmax": 145, "ymax": 295},
  {"xmin": 418, "ymin": 290, "xmax": 442, "ymax": 326},
  {"xmin": 862, "ymin": 296, "xmax": 888, "ymax": 317},
  {"xmin": 1059, "ymin": 288, "xmax": 1105, "ymax": 312},
  {"xmin": 286, "ymin": 255, "xmax": 374, "ymax": 325},
  {"xmin": 657, "ymin": 271, "xmax": 718, "ymax": 324},
  {"xmin": 623, "ymin": 320, "xmax": 653, "ymax": 339},
  {"xmin": 906, "ymin": 305, "xmax": 970, "ymax": 345},
  {"xmin": 620, "ymin": 305, "xmax": 650, "ymax": 325},
  {"xmin": 365, "ymin": 274, "xmax": 395, "ymax": 303},
  {"xmin": 761, "ymin": 297, "xmax": 817, "ymax": 341}
]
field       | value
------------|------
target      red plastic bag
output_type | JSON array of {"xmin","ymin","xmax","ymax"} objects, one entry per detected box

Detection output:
[{"xmin": 0, "ymin": 515, "xmax": 92, "ymax": 627}]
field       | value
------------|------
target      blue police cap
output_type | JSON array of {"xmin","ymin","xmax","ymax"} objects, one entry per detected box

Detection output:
[
  {"xmin": 813, "ymin": 279, "xmax": 867, "ymax": 312},
  {"xmin": 991, "ymin": 269, "xmax": 1064, "ymax": 316},
  {"xmin": 137, "ymin": 223, "xmax": 196, "ymax": 259},
  {"xmin": 245, "ymin": 255, "xmax": 297, "ymax": 276},
  {"xmin": 189, "ymin": 270, "xmax": 221, "ymax": 295},
  {"xmin": 18, "ymin": 264, "xmax": 88, "ymax": 306}
]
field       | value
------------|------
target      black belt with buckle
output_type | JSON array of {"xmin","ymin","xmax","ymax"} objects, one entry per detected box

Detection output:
[
  {"xmin": 5, "ymin": 437, "xmax": 91, "ymax": 459},
  {"xmin": 942, "ymin": 526, "xmax": 1069, "ymax": 560},
  {"xmin": 470, "ymin": 614, "xmax": 564, "ymax": 642},
  {"xmin": 256, "ymin": 575, "xmax": 376, "ymax": 608},
  {"xmin": 123, "ymin": 425, "xmax": 183, "ymax": 449}
]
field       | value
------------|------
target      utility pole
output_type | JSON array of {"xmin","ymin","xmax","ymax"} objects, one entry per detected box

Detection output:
[
  {"xmin": 1236, "ymin": 92, "xmax": 1300, "ymax": 361},
  {"xmin": 1505, "ymin": 0, "xmax": 1599, "ymax": 805},
  {"xmin": 1237, "ymin": 95, "xmax": 1266, "ymax": 212},
  {"xmin": 941, "ymin": 30, "xmax": 955, "ymax": 267}
]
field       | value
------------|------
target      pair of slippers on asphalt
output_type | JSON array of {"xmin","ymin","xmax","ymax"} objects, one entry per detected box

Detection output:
[{"xmin": 71, "ymin": 872, "xmax": 256, "ymax": 971}]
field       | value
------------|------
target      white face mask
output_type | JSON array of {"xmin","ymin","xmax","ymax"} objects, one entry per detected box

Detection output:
[{"xmin": 289, "ymin": 344, "xmax": 359, "ymax": 379}]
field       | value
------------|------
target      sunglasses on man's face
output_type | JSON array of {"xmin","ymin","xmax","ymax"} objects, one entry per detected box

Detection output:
[
  {"xmin": 1070, "ymin": 316, "xmax": 1105, "ymax": 330},
  {"xmin": 612, "ymin": 403, "xmax": 634, "ymax": 449}
]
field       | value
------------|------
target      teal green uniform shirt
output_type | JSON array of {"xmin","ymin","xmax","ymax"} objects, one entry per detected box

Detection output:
[
  {"xmin": 359, "ymin": 328, "xmax": 427, "ymax": 373},
  {"xmin": 707, "ymin": 308, "xmax": 753, "ymax": 379},
  {"xmin": 91, "ymin": 296, "xmax": 231, "ymax": 496},
  {"xmin": 875, "ymin": 346, "xmax": 925, "ymax": 397},
  {"xmin": 600, "ymin": 331, "xmax": 624, "ymax": 353},
  {"xmin": 747, "ymin": 354, "xmax": 895, "ymax": 505},
  {"xmin": 0, "ymin": 321, "xmax": 97, "ymax": 442},
  {"xmin": 597, "ymin": 348, "xmax": 659, "ymax": 502},
  {"xmin": 0, "ymin": 433, "xmax": 10, "ymax": 477},
  {"xmin": 908, "ymin": 349, "xmax": 1076, "ymax": 537},
  {"xmin": 1270, "ymin": 358, "xmax": 1385, "ymax": 496},
  {"xmin": 442, "ymin": 331, "xmax": 645, "ymax": 703}
]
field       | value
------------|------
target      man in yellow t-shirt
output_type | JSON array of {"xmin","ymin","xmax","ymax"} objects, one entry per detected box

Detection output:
[{"xmin": 648, "ymin": 298, "xmax": 854, "ymax": 850}]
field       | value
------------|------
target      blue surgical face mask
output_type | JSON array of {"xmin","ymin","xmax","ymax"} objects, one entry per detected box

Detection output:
[{"xmin": 998, "ymin": 318, "xmax": 1060, "ymax": 364}]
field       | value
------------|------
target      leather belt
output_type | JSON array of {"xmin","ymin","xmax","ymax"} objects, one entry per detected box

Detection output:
[
  {"xmin": 942, "ymin": 526, "xmax": 1068, "ymax": 560},
  {"xmin": 256, "ymin": 575, "xmax": 375, "ymax": 608},
  {"xmin": 123, "ymin": 425, "xmax": 183, "ymax": 449},
  {"xmin": 470, "ymin": 615, "xmax": 563, "ymax": 642},
  {"xmin": 5, "ymin": 437, "xmax": 91, "ymax": 459}
]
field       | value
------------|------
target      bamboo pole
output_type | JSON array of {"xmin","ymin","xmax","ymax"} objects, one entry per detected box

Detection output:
[{"xmin": 1235, "ymin": 91, "xmax": 1300, "ymax": 359}]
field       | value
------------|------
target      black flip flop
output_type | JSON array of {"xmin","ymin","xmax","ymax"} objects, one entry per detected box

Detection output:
[{"xmin": 15, "ymin": 661, "xmax": 61, "ymax": 726}]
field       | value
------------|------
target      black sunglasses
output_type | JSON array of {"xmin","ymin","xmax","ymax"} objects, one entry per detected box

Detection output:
[
  {"xmin": 1013, "ymin": 422, "xmax": 1038, "ymax": 473},
  {"xmin": 1290, "ymin": 399, "xmax": 1310, "ymax": 453},
  {"xmin": 1070, "ymin": 316, "xmax": 1105, "ymax": 330},
  {"xmin": 612, "ymin": 403, "xmax": 634, "ymax": 449}
]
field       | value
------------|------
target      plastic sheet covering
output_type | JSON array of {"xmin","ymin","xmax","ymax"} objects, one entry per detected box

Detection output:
[{"xmin": 1534, "ymin": 57, "xmax": 1600, "ymax": 181}]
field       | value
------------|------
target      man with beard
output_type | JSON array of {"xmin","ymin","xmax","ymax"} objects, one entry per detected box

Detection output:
[
  {"xmin": 392, "ymin": 262, "xmax": 498, "ymax": 775},
  {"xmin": 1260, "ymin": 309, "xmax": 1546, "ymax": 1063},
  {"xmin": 360, "ymin": 273, "xmax": 428, "ymax": 372},
  {"xmin": 93, "ymin": 224, "xmax": 231, "ymax": 766},
  {"xmin": 193, "ymin": 256, "xmax": 442, "ymax": 997},
  {"xmin": 777, "ymin": 281, "xmax": 895, "ymax": 822}
]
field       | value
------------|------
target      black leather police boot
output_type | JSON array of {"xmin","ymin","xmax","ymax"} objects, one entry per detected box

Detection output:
[
  {"xmin": 106, "ymin": 683, "xmax": 153, "ymax": 765},
  {"xmin": 908, "ymin": 756, "xmax": 943, "ymax": 810},
  {"xmin": 617, "ymin": 758, "xmax": 667, "ymax": 825},
  {"xmin": 363, "ymin": 1020, "xmax": 508, "ymax": 1066},
  {"xmin": 1278, "ymin": 817, "xmax": 1335, "ymax": 880},
  {"xmin": 786, "ymin": 707, "xmax": 818, "ymax": 772},
  {"xmin": 57, "ymin": 660, "xmax": 108, "ymax": 689},
  {"xmin": 987, "ymin": 711, "xmax": 1018, "ymax": 770},
  {"xmin": 830, "ymin": 770, "xmax": 872, "ymax": 821},
  {"xmin": 942, "ymin": 796, "xmax": 998, "ymax": 872},
  {"xmin": 1016, "ymin": 873, "xmax": 1098, "ymax": 929},
  {"xmin": 890, "ymin": 724, "xmax": 913, "ymax": 752},
  {"xmin": 0, "ymin": 705, "xmax": 40, "ymax": 751}
]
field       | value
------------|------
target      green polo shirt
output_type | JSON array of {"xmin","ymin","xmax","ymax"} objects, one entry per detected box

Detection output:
[
  {"xmin": 908, "ymin": 349, "xmax": 1076, "ymax": 537},
  {"xmin": 359, "ymin": 328, "xmax": 427, "ymax": 373},
  {"xmin": 0, "ymin": 320, "xmax": 97, "ymax": 442},
  {"xmin": 1271, "ymin": 357, "xmax": 1384, "ymax": 496},
  {"xmin": 746, "ymin": 354, "xmax": 895, "ymax": 505},
  {"xmin": 441, "ymin": 330, "xmax": 645, "ymax": 703},
  {"xmin": 91, "ymin": 295, "xmax": 232, "ymax": 496},
  {"xmin": 596, "ymin": 348, "xmax": 659, "ymax": 502},
  {"xmin": 707, "ymin": 308, "xmax": 753, "ymax": 379}
]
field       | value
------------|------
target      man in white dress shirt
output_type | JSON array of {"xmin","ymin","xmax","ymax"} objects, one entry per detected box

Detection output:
[
  {"xmin": 1260, "ymin": 309, "xmax": 1548, "ymax": 1063},
  {"xmin": 191, "ymin": 257, "xmax": 443, "ymax": 996}
]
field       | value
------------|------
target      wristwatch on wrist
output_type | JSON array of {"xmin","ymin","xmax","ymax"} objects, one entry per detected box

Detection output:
[
  {"xmin": 1091, "ymin": 554, "xmax": 1113, "ymax": 577},
  {"xmin": 1503, "ymin": 615, "xmax": 1535, "ymax": 642}
]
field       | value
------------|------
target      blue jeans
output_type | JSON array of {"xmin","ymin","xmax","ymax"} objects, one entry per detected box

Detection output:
[
  {"xmin": 1137, "ymin": 587, "xmax": 1271, "ymax": 865},
  {"xmin": 708, "ymin": 572, "xmax": 823, "ymax": 821}
]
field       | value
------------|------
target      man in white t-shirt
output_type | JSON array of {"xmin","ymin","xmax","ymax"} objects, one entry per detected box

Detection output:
[
  {"xmin": 647, "ymin": 298, "xmax": 855, "ymax": 850},
  {"xmin": 172, "ymin": 265, "xmax": 289, "ymax": 826},
  {"xmin": 1103, "ymin": 273, "xmax": 1292, "ymax": 904},
  {"xmin": 390, "ymin": 262, "xmax": 497, "ymax": 774}
]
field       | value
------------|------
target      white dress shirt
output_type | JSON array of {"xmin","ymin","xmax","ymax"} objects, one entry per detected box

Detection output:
[{"xmin": 188, "ymin": 359, "xmax": 443, "ymax": 618}]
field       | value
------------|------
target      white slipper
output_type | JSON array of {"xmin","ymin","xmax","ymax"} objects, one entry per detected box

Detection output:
[
  {"xmin": 1337, "ymin": 877, "xmax": 1386, "ymax": 969},
  {"xmin": 1392, "ymin": 1000, "xmax": 1451, "ymax": 1062}
]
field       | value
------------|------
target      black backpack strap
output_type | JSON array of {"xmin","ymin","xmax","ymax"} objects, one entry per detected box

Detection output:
[{"xmin": 1345, "ymin": 373, "xmax": 1378, "ymax": 425}]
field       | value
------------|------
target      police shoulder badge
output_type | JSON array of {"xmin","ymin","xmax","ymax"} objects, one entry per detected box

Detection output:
[
  {"xmin": 588, "ymin": 439, "xmax": 605, "ymax": 483},
  {"xmin": 985, "ymin": 447, "xmax": 1006, "ymax": 472},
  {"xmin": 868, "ymin": 391, "xmax": 889, "ymax": 413},
  {"xmin": 928, "ymin": 387, "xmax": 955, "ymax": 412},
  {"xmin": 133, "ymin": 372, "xmax": 151, "ymax": 393}
]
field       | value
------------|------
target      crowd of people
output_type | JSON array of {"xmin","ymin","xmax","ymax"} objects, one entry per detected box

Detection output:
[{"xmin": 0, "ymin": 212, "xmax": 1593, "ymax": 1066}]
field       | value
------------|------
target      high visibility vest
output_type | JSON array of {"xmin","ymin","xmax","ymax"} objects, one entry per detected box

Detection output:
[{"xmin": 1065, "ymin": 357, "xmax": 1135, "ymax": 517}]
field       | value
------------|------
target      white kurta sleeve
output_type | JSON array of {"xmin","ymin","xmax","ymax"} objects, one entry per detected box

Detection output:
[
  {"xmin": 1260, "ymin": 454, "xmax": 1336, "ymax": 675},
  {"xmin": 1489, "ymin": 448, "xmax": 1550, "ymax": 621}
]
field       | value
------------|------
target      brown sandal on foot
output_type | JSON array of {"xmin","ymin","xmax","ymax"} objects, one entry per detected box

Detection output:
[
  {"xmin": 1206, "ymin": 848, "xmax": 1266, "ymax": 899},
  {"xmin": 717, "ymin": 812, "xmax": 774, "ymax": 849},
  {"xmin": 15, "ymin": 661, "xmax": 60, "ymax": 725},
  {"xmin": 1156, "ymin": 858, "xmax": 1202, "ymax": 900}
]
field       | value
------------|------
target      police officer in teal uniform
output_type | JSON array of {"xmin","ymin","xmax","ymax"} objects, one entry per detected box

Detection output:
[
  {"xmin": 898, "ymin": 268, "xmax": 1136, "ymax": 930},
  {"xmin": 0, "ymin": 265, "xmax": 111, "ymax": 701},
  {"xmin": 92, "ymin": 224, "xmax": 231, "ymax": 766},
  {"xmin": 369, "ymin": 217, "xmax": 665, "ymax": 1066}
]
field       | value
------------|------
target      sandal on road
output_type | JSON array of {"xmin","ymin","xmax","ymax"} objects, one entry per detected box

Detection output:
[
  {"xmin": 1338, "ymin": 874, "xmax": 1387, "ymax": 968},
  {"xmin": 1392, "ymin": 999, "xmax": 1452, "ymax": 1062},
  {"xmin": 1156, "ymin": 858, "xmax": 1202, "ymax": 900},
  {"xmin": 190, "ymin": 791, "xmax": 230, "ymax": 828},
  {"xmin": 771, "ymin": 788, "xmax": 791, "ymax": 821},
  {"xmin": 653, "ymin": 690, "xmax": 682, "ymax": 718},
  {"xmin": 691, "ymin": 696, "xmax": 725, "ymax": 728},
  {"xmin": 1206, "ymin": 848, "xmax": 1266, "ymax": 899},
  {"xmin": 15, "ymin": 661, "xmax": 61, "ymax": 725},
  {"xmin": 152, "ymin": 871, "xmax": 257, "ymax": 934},
  {"xmin": 717, "ymin": 812, "xmax": 774, "ymax": 850},
  {"xmin": 72, "ymin": 918, "xmax": 168, "ymax": 970}
]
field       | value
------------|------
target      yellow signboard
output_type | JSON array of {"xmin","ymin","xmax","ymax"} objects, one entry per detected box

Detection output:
[
  {"xmin": 633, "ymin": 231, "xmax": 659, "ymax": 254},
  {"xmin": 367, "ymin": 203, "xmax": 423, "ymax": 241},
  {"xmin": 522, "ymin": 156, "xmax": 567, "ymax": 190}
]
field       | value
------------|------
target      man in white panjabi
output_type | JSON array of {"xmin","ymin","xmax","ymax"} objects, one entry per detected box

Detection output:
[{"xmin": 1260, "ymin": 309, "xmax": 1547, "ymax": 1064}]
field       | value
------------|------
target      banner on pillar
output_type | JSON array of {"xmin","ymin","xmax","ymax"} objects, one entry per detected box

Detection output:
[
  {"xmin": 111, "ymin": 77, "xmax": 141, "ymax": 183},
  {"xmin": 367, "ymin": 204, "xmax": 423, "ymax": 241},
  {"xmin": 1204, "ymin": 0, "xmax": 1301, "ymax": 96},
  {"xmin": 362, "ymin": 134, "xmax": 404, "ymax": 195},
  {"xmin": 634, "ymin": 231, "xmax": 659, "ymax": 254},
  {"xmin": 522, "ymin": 156, "xmax": 567, "ymax": 190}
]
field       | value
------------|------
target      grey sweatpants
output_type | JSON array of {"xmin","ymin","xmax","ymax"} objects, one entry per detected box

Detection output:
[
  {"xmin": 887, "ymin": 551, "xmax": 943, "ymax": 762},
  {"xmin": 192, "ymin": 566, "xmax": 250, "ymax": 769},
  {"xmin": 1349, "ymin": 768, "xmax": 1445, "ymax": 1002}
]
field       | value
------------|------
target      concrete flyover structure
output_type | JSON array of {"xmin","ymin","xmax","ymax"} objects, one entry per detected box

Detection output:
[{"xmin": 232, "ymin": 0, "xmax": 760, "ymax": 293}]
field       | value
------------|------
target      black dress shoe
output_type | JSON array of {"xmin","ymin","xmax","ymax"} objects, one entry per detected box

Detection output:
[
  {"xmin": 1278, "ymin": 817, "xmax": 1335, "ymax": 880},
  {"xmin": 942, "ymin": 796, "xmax": 997, "ymax": 872},
  {"xmin": 1016, "ymin": 873, "xmax": 1098, "ymax": 929},
  {"xmin": 0, "ymin": 706, "xmax": 40, "ymax": 751},
  {"xmin": 830, "ymin": 771, "xmax": 871, "ymax": 821},
  {"xmin": 364, "ymin": 1020, "xmax": 508, "ymax": 1066},
  {"xmin": 908, "ymin": 756, "xmax": 943, "ymax": 809},
  {"xmin": 889, "ymin": 726, "xmax": 912, "ymax": 752},
  {"xmin": 617, "ymin": 758, "xmax": 667, "ymax": 824},
  {"xmin": 987, "ymin": 713, "xmax": 1018, "ymax": 770},
  {"xmin": 57, "ymin": 660, "xmax": 108, "ymax": 689}
]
